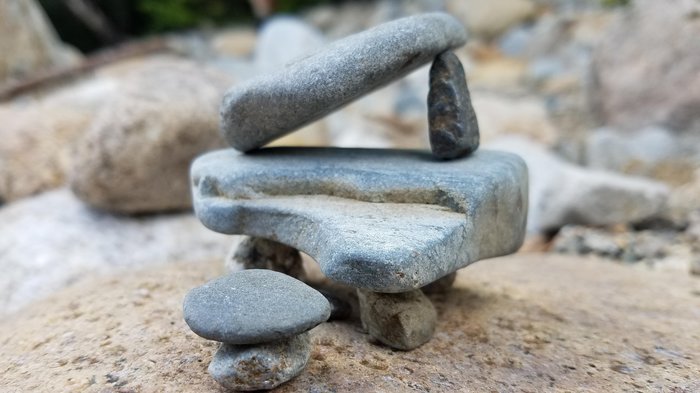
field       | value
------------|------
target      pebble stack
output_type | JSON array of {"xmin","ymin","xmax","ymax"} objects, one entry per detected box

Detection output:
[
  {"xmin": 183, "ymin": 270, "xmax": 330, "ymax": 390},
  {"xmin": 184, "ymin": 11, "xmax": 528, "ymax": 390}
]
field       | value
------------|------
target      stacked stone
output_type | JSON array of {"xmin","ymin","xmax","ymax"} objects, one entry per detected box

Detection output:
[
  {"xmin": 185, "ymin": 12, "xmax": 528, "ymax": 391},
  {"xmin": 183, "ymin": 269, "xmax": 330, "ymax": 391}
]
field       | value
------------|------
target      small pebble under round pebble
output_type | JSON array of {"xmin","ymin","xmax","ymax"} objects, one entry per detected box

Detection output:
[
  {"xmin": 183, "ymin": 269, "xmax": 330, "ymax": 344},
  {"xmin": 208, "ymin": 332, "xmax": 311, "ymax": 391}
]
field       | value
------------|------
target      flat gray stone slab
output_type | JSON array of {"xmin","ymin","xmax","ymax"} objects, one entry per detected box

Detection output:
[
  {"xmin": 221, "ymin": 13, "xmax": 467, "ymax": 152},
  {"xmin": 191, "ymin": 148, "xmax": 528, "ymax": 292},
  {"xmin": 183, "ymin": 269, "xmax": 330, "ymax": 344}
]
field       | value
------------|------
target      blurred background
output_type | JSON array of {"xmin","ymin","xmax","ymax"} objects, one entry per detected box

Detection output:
[{"xmin": 1, "ymin": 0, "xmax": 699, "ymax": 316}]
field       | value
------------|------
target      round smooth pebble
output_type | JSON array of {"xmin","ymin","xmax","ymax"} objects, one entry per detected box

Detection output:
[
  {"xmin": 183, "ymin": 269, "xmax": 330, "ymax": 344},
  {"xmin": 208, "ymin": 332, "xmax": 311, "ymax": 391}
]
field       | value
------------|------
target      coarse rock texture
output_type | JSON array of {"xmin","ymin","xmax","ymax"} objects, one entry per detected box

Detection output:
[
  {"xmin": 192, "ymin": 147, "xmax": 528, "ymax": 292},
  {"xmin": 446, "ymin": 0, "xmax": 537, "ymax": 39},
  {"xmin": 225, "ymin": 236, "xmax": 305, "ymax": 280},
  {"xmin": 0, "ymin": 189, "xmax": 230, "ymax": 316},
  {"xmin": 1, "ymin": 254, "xmax": 698, "ymax": 392},
  {"xmin": 428, "ymin": 51, "xmax": 479, "ymax": 159},
  {"xmin": 208, "ymin": 334, "xmax": 312, "ymax": 391},
  {"xmin": 592, "ymin": 0, "xmax": 700, "ymax": 132},
  {"xmin": 0, "ymin": 0, "xmax": 79, "ymax": 83},
  {"xmin": 69, "ymin": 58, "xmax": 232, "ymax": 214},
  {"xmin": 0, "ymin": 77, "xmax": 119, "ymax": 203},
  {"xmin": 358, "ymin": 289, "xmax": 437, "ymax": 350},
  {"xmin": 183, "ymin": 270, "xmax": 330, "ymax": 344},
  {"xmin": 489, "ymin": 136, "xmax": 669, "ymax": 233},
  {"xmin": 220, "ymin": 13, "xmax": 467, "ymax": 152}
]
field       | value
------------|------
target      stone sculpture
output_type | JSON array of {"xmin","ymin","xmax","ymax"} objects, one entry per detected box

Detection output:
[
  {"xmin": 184, "ymin": 269, "xmax": 330, "ymax": 390},
  {"xmin": 183, "ymin": 12, "xmax": 528, "ymax": 390}
]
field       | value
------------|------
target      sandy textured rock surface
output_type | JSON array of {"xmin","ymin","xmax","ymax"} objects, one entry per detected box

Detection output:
[{"xmin": 1, "ymin": 254, "xmax": 698, "ymax": 392}]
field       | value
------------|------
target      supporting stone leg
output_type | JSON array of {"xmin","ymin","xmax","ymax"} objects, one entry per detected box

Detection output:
[
  {"xmin": 208, "ymin": 332, "xmax": 311, "ymax": 391},
  {"xmin": 357, "ymin": 288, "xmax": 437, "ymax": 350},
  {"xmin": 421, "ymin": 272, "xmax": 457, "ymax": 294},
  {"xmin": 225, "ymin": 236, "xmax": 306, "ymax": 281}
]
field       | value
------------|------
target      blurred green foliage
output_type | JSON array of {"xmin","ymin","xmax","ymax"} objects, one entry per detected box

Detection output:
[
  {"xmin": 137, "ymin": 0, "xmax": 251, "ymax": 32},
  {"xmin": 39, "ymin": 0, "xmax": 338, "ymax": 53},
  {"xmin": 601, "ymin": 0, "xmax": 631, "ymax": 7}
]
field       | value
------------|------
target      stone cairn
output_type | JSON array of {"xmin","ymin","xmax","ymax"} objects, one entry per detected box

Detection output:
[{"xmin": 183, "ymin": 12, "xmax": 528, "ymax": 391}]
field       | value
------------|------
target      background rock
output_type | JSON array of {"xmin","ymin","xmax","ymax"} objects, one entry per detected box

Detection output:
[
  {"xmin": 592, "ymin": 0, "xmax": 700, "ymax": 132},
  {"xmin": 446, "ymin": 0, "xmax": 537, "ymax": 39},
  {"xmin": 254, "ymin": 16, "xmax": 326, "ymax": 73},
  {"xmin": 0, "ymin": 77, "xmax": 118, "ymax": 203},
  {"xmin": 210, "ymin": 27, "xmax": 257, "ymax": 58},
  {"xmin": 0, "ymin": 189, "xmax": 230, "ymax": 316},
  {"xmin": 472, "ymin": 93, "xmax": 559, "ymax": 145},
  {"xmin": 69, "ymin": 57, "xmax": 232, "ymax": 213},
  {"xmin": 584, "ymin": 126, "xmax": 695, "ymax": 185},
  {"xmin": 0, "ymin": 0, "xmax": 79, "ymax": 83},
  {"xmin": 489, "ymin": 136, "xmax": 670, "ymax": 233},
  {"xmin": 1, "ymin": 254, "xmax": 698, "ymax": 392}
]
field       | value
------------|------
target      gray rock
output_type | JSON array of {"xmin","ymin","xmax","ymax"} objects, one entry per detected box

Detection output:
[
  {"xmin": 208, "ymin": 333, "xmax": 311, "ymax": 391},
  {"xmin": 357, "ymin": 288, "xmax": 437, "ymax": 350},
  {"xmin": 0, "ymin": 188, "xmax": 231, "ymax": 316},
  {"xmin": 488, "ymin": 136, "xmax": 669, "ymax": 233},
  {"xmin": 226, "ymin": 236, "xmax": 305, "ymax": 280},
  {"xmin": 191, "ymin": 147, "xmax": 528, "ymax": 292},
  {"xmin": 220, "ymin": 13, "xmax": 467, "ymax": 152},
  {"xmin": 428, "ymin": 51, "xmax": 479, "ymax": 159},
  {"xmin": 183, "ymin": 269, "xmax": 330, "ymax": 344},
  {"xmin": 421, "ymin": 272, "xmax": 457, "ymax": 294}
]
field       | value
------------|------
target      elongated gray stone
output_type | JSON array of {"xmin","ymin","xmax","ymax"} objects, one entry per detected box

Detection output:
[
  {"xmin": 183, "ymin": 269, "xmax": 330, "ymax": 344},
  {"xmin": 208, "ymin": 333, "xmax": 311, "ymax": 391},
  {"xmin": 428, "ymin": 51, "xmax": 479, "ymax": 159},
  {"xmin": 221, "ymin": 13, "xmax": 467, "ymax": 152},
  {"xmin": 191, "ymin": 148, "xmax": 528, "ymax": 292}
]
